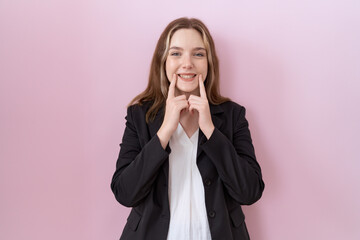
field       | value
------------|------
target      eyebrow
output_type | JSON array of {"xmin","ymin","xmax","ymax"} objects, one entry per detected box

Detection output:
[{"xmin": 169, "ymin": 46, "xmax": 206, "ymax": 51}]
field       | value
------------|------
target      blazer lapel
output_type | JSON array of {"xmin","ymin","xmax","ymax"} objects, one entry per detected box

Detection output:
[{"xmin": 148, "ymin": 107, "xmax": 164, "ymax": 138}]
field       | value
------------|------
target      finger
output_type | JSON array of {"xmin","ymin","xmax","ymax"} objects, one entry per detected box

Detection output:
[
  {"xmin": 188, "ymin": 95, "xmax": 201, "ymax": 103},
  {"xmin": 199, "ymin": 74, "xmax": 207, "ymax": 99},
  {"xmin": 188, "ymin": 97, "xmax": 205, "ymax": 109},
  {"xmin": 178, "ymin": 100, "xmax": 189, "ymax": 112},
  {"xmin": 168, "ymin": 74, "xmax": 177, "ymax": 99},
  {"xmin": 188, "ymin": 102, "xmax": 199, "ymax": 113},
  {"xmin": 188, "ymin": 104, "xmax": 194, "ymax": 114},
  {"xmin": 174, "ymin": 94, "xmax": 187, "ymax": 101}
]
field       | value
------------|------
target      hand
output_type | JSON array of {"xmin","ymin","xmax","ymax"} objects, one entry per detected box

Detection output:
[
  {"xmin": 157, "ymin": 74, "xmax": 189, "ymax": 149},
  {"xmin": 188, "ymin": 74, "xmax": 215, "ymax": 139}
]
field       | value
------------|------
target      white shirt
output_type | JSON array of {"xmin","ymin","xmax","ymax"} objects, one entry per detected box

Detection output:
[{"xmin": 167, "ymin": 123, "xmax": 212, "ymax": 240}]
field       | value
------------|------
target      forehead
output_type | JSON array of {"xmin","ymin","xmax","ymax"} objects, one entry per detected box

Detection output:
[{"xmin": 170, "ymin": 28, "xmax": 205, "ymax": 48}]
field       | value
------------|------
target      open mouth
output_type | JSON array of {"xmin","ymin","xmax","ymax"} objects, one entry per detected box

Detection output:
[{"xmin": 178, "ymin": 74, "xmax": 197, "ymax": 80}]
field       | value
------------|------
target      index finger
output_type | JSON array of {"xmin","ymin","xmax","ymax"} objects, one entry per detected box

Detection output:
[
  {"xmin": 199, "ymin": 74, "xmax": 207, "ymax": 99},
  {"xmin": 168, "ymin": 74, "xmax": 177, "ymax": 99}
]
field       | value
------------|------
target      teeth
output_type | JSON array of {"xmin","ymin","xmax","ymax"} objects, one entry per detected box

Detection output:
[{"xmin": 179, "ymin": 74, "xmax": 196, "ymax": 79}]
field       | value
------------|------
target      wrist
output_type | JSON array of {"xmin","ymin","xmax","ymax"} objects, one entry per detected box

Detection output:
[
  {"xmin": 157, "ymin": 126, "xmax": 172, "ymax": 149},
  {"xmin": 202, "ymin": 124, "xmax": 215, "ymax": 140}
]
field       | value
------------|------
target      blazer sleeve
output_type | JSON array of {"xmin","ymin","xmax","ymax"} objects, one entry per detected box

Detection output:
[
  {"xmin": 201, "ymin": 105, "xmax": 264, "ymax": 205},
  {"xmin": 110, "ymin": 105, "xmax": 170, "ymax": 207}
]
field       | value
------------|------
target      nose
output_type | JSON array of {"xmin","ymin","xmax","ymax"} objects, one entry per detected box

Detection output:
[{"xmin": 182, "ymin": 54, "xmax": 193, "ymax": 69}]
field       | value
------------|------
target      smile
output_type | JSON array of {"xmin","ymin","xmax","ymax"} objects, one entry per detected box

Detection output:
[{"xmin": 178, "ymin": 74, "xmax": 196, "ymax": 81}]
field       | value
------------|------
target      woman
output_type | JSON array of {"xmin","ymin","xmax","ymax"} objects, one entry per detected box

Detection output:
[{"xmin": 111, "ymin": 17, "xmax": 265, "ymax": 240}]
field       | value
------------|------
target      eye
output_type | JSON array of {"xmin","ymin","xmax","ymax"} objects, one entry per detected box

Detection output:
[
  {"xmin": 194, "ymin": 52, "xmax": 205, "ymax": 57},
  {"xmin": 170, "ymin": 52, "xmax": 180, "ymax": 56}
]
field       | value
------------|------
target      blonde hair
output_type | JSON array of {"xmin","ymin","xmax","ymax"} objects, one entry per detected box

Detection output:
[{"xmin": 129, "ymin": 17, "xmax": 230, "ymax": 122}]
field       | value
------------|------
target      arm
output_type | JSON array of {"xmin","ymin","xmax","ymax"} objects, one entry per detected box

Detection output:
[
  {"xmin": 110, "ymin": 105, "xmax": 170, "ymax": 207},
  {"xmin": 201, "ymin": 106, "xmax": 265, "ymax": 205}
]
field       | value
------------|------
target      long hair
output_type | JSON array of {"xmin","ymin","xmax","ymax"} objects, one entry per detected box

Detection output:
[{"xmin": 129, "ymin": 17, "xmax": 230, "ymax": 123}]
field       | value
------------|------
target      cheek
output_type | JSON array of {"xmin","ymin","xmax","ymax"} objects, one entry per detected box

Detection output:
[
  {"xmin": 201, "ymin": 61, "xmax": 208, "ymax": 79},
  {"xmin": 204, "ymin": 64, "xmax": 208, "ymax": 75},
  {"xmin": 165, "ymin": 58, "xmax": 176, "ymax": 72},
  {"xmin": 165, "ymin": 59, "xmax": 173, "ymax": 80}
]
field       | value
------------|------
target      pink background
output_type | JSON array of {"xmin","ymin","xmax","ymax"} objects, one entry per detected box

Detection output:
[{"xmin": 1, "ymin": 0, "xmax": 359, "ymax": 239}]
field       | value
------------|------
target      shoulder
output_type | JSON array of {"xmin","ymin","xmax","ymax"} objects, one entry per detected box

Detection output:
[
  {"xmin": 212, "ymin": 100, "xmax": 246, "ymax": 115},
  {"xmin": 215, "ymin": 101, "xmax": 251, "ymax": 132},
  {"xmin": 125, "ymin": 101, "xmax": 153, "ymax": 122},
  {"xmin": 127, "ymin": 101, "xmax": 153, "ymax": 114}
]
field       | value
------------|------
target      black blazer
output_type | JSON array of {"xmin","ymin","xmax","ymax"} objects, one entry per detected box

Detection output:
[{"xmin": 111, "ymin": 101, "xmax": 264, "ymax": 240}]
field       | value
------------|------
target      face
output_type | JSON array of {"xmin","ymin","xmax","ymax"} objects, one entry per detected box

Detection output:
[{"xmin": 165, "ymin": 28, "xmax": 208, "ymax": 96}]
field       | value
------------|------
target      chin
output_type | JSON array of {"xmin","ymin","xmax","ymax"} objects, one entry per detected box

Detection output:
[{"xmin": 177, "ymin": 86, "xmax": 199, "ymax": 95}]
